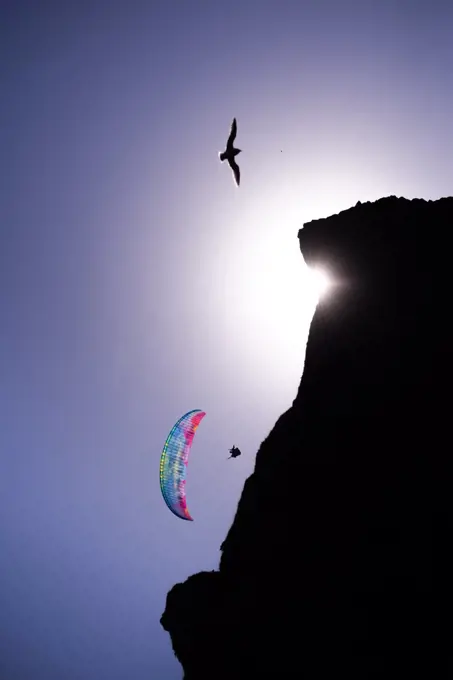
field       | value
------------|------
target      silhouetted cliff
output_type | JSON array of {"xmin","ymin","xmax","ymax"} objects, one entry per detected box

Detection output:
[{"xmin": 161, "ymin": 196, "xmax": 452, "ymax": 679}]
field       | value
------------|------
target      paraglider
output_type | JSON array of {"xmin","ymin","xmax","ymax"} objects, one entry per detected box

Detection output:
[
  {"xmin": 159, "ymin": 409, "xmax": 206, "ymax": 521},
  {"xmin": 228, "ymin": 445, "xmax": 241, "ymax": 459}
]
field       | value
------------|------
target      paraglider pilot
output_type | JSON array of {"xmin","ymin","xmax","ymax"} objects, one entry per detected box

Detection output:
[{"xmin": 228, "ymin": 445, "xmax": 241, "ymax": 459}]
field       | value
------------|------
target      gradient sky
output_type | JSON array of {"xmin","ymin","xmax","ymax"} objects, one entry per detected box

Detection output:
[{"xmin": 1, "ymin": 1, "xmax": 452, "ymax": 678}]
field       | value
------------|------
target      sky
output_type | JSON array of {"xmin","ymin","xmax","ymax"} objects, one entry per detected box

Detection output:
[{"xmin": 1, "ymin": 1, "xmax": 452, "ymax": 678}]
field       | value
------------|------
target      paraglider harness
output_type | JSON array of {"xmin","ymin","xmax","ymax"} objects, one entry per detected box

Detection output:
[{"xmin": 228, "ymin": 446, "xmax": 241, "ymax": 459}]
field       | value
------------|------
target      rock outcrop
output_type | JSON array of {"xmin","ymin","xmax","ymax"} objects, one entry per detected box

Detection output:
[{"xmin": 161, "ymin": 196, "xmax": 452, "ymax": 679}]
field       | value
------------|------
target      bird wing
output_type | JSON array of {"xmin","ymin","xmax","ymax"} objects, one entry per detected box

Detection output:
[
  {"xmin": 226, "ymin": 117, "xmax": 237, "ymax": 148},
  {"xmin": 228, "ymin": 157, "xmax": 240, "ymax": 186}
]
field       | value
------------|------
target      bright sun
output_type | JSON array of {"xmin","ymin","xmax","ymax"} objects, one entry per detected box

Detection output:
[
  {"xmin": 215, "ymin": 226, "xmax": 332, "ymax": 402},
  {"xmin": 205, "ymin": 185, "xmax": 342, "ymax": 405},
  {"xmin": 307, "ymin": 266, "xmax": 331, "ymax": 300}
]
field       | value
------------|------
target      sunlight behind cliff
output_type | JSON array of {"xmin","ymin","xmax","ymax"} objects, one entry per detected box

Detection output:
[{"xmin": 203, "ymin": 181, "xmax": 354, "ymax": 408}]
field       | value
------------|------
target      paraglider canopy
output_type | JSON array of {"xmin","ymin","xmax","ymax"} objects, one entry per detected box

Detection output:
[
  {"xmin": 159, "ymin": 409, "xmax": 206, "ymax": 521},
  {"xmin": 228, "ymin": 445, "xmax": 241, "ymax": 459}
]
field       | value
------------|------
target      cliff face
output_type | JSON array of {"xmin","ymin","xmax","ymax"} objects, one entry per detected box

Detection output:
[{"xmin": 161, "ymin": 197, "xmax": 453, "ymax": 679}]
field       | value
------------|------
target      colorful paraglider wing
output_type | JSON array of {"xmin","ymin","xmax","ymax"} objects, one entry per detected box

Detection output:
[{"xmin": 159, "ymin": 409, "xmax": 206, "ymax": 521}]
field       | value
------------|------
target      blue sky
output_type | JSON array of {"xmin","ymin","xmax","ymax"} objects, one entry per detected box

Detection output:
[{"xmin": 1, "ymin": 1, "xmax": 452, "ymax": 678}]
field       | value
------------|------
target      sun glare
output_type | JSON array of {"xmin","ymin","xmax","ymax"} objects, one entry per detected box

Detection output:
[
  {"xmin": 308, "ymin": 267, "xmax": 331, "ymax": 300},
  {"xmin": 206, "ymin": 184, "xmax": 344, "ymax": 405}
]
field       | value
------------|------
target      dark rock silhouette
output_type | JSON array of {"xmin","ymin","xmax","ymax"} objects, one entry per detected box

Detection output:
[
  {"xmin": 219, "ymin": 117, "xmax": 241, "ymax": 186},
  {"xmin": 161, "ymin": 196, "xmax": 452, "ymax": 679}
]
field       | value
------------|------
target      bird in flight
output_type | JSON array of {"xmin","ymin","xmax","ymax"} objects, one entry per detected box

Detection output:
[{"xmin": 219, "ymin": 117, "xmax": 241, "ymax": 186}]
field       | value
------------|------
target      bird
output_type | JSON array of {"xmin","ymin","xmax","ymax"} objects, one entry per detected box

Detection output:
[{"xmin": 219, "ymin": 117, "xmax": 241, "ymax": 186}]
